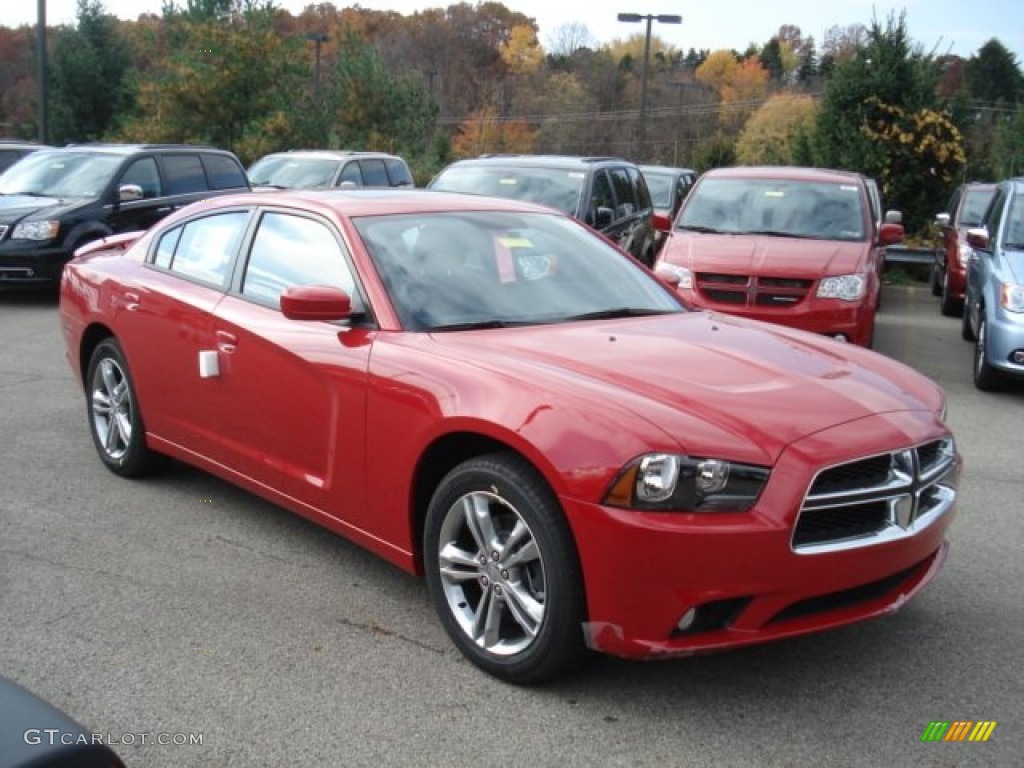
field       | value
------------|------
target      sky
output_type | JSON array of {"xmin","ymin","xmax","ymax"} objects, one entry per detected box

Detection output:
[{"xmin": 4, "ymin": 0, "xmax": 1022, "ymax": 62}]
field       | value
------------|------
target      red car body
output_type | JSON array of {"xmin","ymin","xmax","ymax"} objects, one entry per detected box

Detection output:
[
  {"xmin": 657, "ymin": 167, "xmax": 904, "ymax": 347},
  {"xmin": 59, "ymin": 190, "xmax": 956, "ymax": 675},
  {"xmin": 933, "ymin": 182, "xmax": 996, "ymax": 316}
]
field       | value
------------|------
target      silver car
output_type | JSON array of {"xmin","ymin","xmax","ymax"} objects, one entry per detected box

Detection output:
[{"xmin": 962, "ymin": 177, "xmax": 1024, "ymax": 390}]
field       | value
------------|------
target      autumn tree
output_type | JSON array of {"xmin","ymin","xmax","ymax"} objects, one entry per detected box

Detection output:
[
  {"xmin": 735, "ymin": 94, "xmax": 817, "ymax": 165},
  {"xmin": 451, "ymin": 104, "xmax": 535, "ymax": 156},
  {"xmin": 696, "ymin": 49, "xmax": 769, "ymax": 128}
]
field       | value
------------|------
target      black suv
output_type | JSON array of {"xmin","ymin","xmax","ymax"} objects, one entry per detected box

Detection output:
[
  {"xmin": 428, "ymin": 155, "xmax": 658, "ymax": 265},
  {"xmin": 0, "ymin": 144, "xmax": 249, "ymax": 286},
  {"xmin": 248, "ymin": 150, "xmax": 414, "ymax": 190},
  {"xmin": 0, "ymin": 140, "xmax": 49, "ymax": 175}
]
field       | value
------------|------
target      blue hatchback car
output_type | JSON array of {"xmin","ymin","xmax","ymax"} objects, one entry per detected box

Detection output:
[{"xmin": 962, "ymin": 177, "xmax": 1024, "ymax": 390}]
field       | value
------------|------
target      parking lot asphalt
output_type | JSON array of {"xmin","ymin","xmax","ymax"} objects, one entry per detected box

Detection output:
[{"xmin": 1, "ymin": 282, "xmax": 1021, "ymax": 767}]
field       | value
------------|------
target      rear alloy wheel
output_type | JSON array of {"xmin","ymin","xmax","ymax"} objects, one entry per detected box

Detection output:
[
  {"xmin": 424, "ymin": 452, "xmax": 585, "ymax": 684},
  {"xmin": 86, "ymin": 338, "xmax": 167, "ymax": 477},
  {"xmin": 973, "ymin": 316, "xmax": 1003, "ymax": 391}
]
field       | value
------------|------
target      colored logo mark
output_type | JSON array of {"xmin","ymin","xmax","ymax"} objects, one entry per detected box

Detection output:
[{"xmin": 921, "ymin": 721, "xmax": 997, "ymax": 742}]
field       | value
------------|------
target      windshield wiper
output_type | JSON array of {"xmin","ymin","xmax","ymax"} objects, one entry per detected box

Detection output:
[
  {"xmin": 676, "ymin": 224, "xmax": 722, "ymax": 234},
  {"xmin": 562, "ymin": 307, "xmax": 671, "ymax": 322},
  {"xmin": 428, "ymin": 319, "xmax": 531, "ymax": 331},
  {"xmin": 740, "ymin": 229, "xmax": 815, "ymax": 239}
]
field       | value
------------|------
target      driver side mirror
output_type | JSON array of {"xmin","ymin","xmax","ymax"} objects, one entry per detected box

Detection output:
[
  {"xmin": 878, "ymin": 222, "xmax": 904, "ymax": 246},
  {"xmin": 935, "ymin": 212, "xmax": 951, "ymax": 227},
  {"xmin": 965, "ymin": 228, "xmax": 989, "ymax": 250},
  {"xmin": 280, "ymin": 285, "xmax": 353, "ymax": 321},
  {"xmin": 590, "ymin": 206, "xmax": 614, "ymax": 230},
  {"xmin": 118, "ymin": 184, "xmax": 143, "ymax": 203}
]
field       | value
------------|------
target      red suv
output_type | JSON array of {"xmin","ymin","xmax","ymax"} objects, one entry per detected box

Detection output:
[
  {"xmin": 656, "ymin": 166, "xmax": 904, "ymax": 347},
  {"xmin": 932, "ymin": 182, "xmax": 996, "ymax": 316}
]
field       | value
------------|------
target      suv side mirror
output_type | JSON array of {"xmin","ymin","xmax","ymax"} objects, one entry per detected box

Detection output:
[
  {"xmin": 591, "ymin": 206, "xmax": 615, "ymax": 230},
  {"xmin": 878, "ymin": 222, "xmax": 904, "ymax": 246},
  {"xmin": 965, "ymin": 228, "xmax": 989, "ymax": 250},
  {"xmin": 118, "ymin": 184, "xmax": 143, "ymax": 202},
  {"xmin": 935, "ymin": 212, "xmax": 951, "ymax": 227},
  {"xmin": 884, "ymin": 210, "xmax": 903, "ymax": 224}
]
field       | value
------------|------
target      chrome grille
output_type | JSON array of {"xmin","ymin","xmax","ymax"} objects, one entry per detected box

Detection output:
[
  {"xmin": 695, "ymin": 272, "xmax": 812, "ymax": 309},
  {"xmin": 793, "ymin": 437, "xmax": 957, "ymax": 554}
]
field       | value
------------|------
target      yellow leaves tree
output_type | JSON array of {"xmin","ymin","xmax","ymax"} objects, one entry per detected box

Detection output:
[
  {"xmin": 451, "ymin": 105, "xmax": 536, "ymax": 157},
  {"xmin": 735, "ymin": 94, "xmax": 818, "ymax": 165},
  {"xmin": 500, "ymin": 24, "xmax": 543, "ymax": 75},
  {"xmin": 696, "ymin": 49, "xmax": 769, "ymax": 127},
  {"xmin": 859, "ymin": 96, "xmax": 966, "ymax": 186}
]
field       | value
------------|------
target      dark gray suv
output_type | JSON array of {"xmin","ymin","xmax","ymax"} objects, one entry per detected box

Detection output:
[
  {"xmin": 248, "ymin": 150, "xmax": 414, "ymax": 190},
  {"xmin": 428, "ymin": 155, "xmax": 658, "ymax": 265},
  {"xmin": 0, "ymin": 143, "xmax": 249, "ymax": 287}
]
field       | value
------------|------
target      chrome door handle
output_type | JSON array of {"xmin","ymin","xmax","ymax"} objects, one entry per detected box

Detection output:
[
  {"xmin": 216, "ymin": 330, "xmax": 237, "ymax": 354},
  {"xmin": 124, "ymin": 291, "xmax": 141, "ymax": 311}
]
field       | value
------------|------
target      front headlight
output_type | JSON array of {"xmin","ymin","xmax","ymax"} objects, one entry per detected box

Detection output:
[
  {"xmin": 12, "ymin": 220, "xmax": 60, "ymax": 241},
  {"xmin": 817, "ymin": 273, "xmax": 867, "ymax": 301},
  {"xmin": 1000, "ymin": 283, "xmax": 1024, "ymax": 313},
  {"xmin": 604, "ymin": 453, "xmax": 770, "ymax": 512}
]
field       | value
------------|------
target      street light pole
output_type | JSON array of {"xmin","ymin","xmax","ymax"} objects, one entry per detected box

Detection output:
[
  {"xmin": 617, "ymin": 12, "xmax": 682, "ymax": 162},
  {"xmin": 36, "ymin": 0, "xmax": 47, "ymax": 143},
  {"xmin": 306, "ymin": 31, "xmax": 328, "ymax": 101}
]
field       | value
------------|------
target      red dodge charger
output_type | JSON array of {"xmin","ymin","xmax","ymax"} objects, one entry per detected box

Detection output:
[{"xmin": 59, "ymin": 189, "xmax": 959, "ymax": 683}]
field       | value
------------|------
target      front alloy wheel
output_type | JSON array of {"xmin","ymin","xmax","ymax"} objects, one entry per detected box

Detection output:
[
  {"xmin": 424, "ymin": 453, "xmax": 585, "ymax": 684},
  {"xmin": 86, "ymin": 338, "xmax": 166, "ymax": 476}
]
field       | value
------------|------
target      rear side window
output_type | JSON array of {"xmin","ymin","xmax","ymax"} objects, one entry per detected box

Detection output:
[
  {"xmin": 359, "ymin": 159, "xmax": 389, "ymax": 187},
  {"xmin": 157, "ymin": 211, "xmax": 248, "ymax": 286},
  {"xmin": 119, "ymin": 157, "xmax": 162, "ymax": 199},
  {"xmin": 162, "ymin": 155, "xmax": 208, "ymax": 194},
  {"xmin": 628, "ymin": 167, "xmax": 652, "ymax": 210},
  {"xmin": 386, "ymin": 158, "xmax": 413, "ymax": 187},
  {"xmin": 590, "ymin": 171, "xmax": 615, "ymax": 213},
  {"xmin": 202, "ymin": 153, "xmax": 247, "ymax": 190}
]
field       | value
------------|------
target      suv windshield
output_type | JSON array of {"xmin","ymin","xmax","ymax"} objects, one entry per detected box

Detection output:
[
  {"xmin": 248, "ymin": 156, "xmax": 341, "ymax": 188},
  {"xmin": 0, "ymin": 151, "xmax": 123, "ymax": 198},
  {"xmin": 678, "ymin": 178, "xmax": 867, "ymax": 242},
  {"xmin": 430, "ymin": 166, "xmax": 584, "ymax": 216}
]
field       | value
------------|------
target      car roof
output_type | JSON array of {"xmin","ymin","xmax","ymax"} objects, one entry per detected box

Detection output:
[
  {"xmin": 639, "ymin": 165, "xmax": 696, "ymax": 175},
  {"xmin": 39, "ymin": 143, "xmax": 231, "ymax": 156},
  {"xmin": 447, "ymin": 154, "xmax": 633, "ymax": 170},
  {"xmin": 701, "ymin": 166, "xmax": 865, "ymax": 184},
  {"xmin": 0, "ymin": 140, "xmax": 49, "ymax": 150},
  {"xmin": 254, "ymin": 150, "xmax": 403, "ymax": 161},
  {"xmin": 184, "ymin": 188, "xmax": 562, "ymax": 218}
]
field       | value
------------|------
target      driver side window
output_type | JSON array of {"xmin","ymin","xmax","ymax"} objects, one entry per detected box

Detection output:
[{"xmin": 241, "ymin": 212, "xmax": 360, "ymax": 311}]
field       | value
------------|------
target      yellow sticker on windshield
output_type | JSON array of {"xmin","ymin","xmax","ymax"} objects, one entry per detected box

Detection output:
[
  {"xmin": 499, "ymin": 178, "xmax": 518, "ymax": 185},
  {"xmin": 498, "ymin": 237, "xmax": 533, "ymax": 248},
  {"xmin": 764, "ymin": 190, "xmax": 784, "ymax": 197}
]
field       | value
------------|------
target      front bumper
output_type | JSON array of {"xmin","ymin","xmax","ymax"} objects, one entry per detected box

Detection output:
[
  {"xmin": 985, "ymin": 305, "xmax": 1024, "ymax": 377},
  {"xmin": 0, "ymin": 243, "xmax": 72, "ymax": 284},
  {"xmin": 563, "ymin": 412, "xmax": 957, "ymax": 659}
]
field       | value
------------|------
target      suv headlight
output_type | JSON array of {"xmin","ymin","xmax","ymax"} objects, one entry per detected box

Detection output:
[
  {"xmin": 604, "ymin": 453, "xmax": 770, "ymax": 512},
  {"xmin": 12, "ymin": 220, "xmax": 60, "ymax": 241},
  {"xmin": 1001, "ymin": 283, "xmax": 1024, "ymax": 313},
  {"xmin": 817, "ymin": 273, "xmax": 867, "ymax": 301}
]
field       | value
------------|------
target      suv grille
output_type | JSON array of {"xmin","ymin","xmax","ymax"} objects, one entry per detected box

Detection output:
[
  {"xmin": 695, "ymin": 273, "xmax": 813, "ymax": 308},
  {"xmin": 793, "ymin": 437, "xmax": 957, "ymax": 553}
]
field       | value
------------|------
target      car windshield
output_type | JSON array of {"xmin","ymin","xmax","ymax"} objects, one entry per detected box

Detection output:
[
  {"xmin": 961, "ymin": 187, "xmax": 996, "ymax": 227},
  {"xmin": 248, "ymin": 156, "xmax": 341, "ymax": 188},
  {"xmin": 429, "ymin": 166, "xmax": 585, "ymax": 216},
  {"xmin": 0, "ymin": 151, "xmax": 122, "ymax": 198},
  {"xmin": 643, "ymin": 173, "xmax": 674, "ymax": 209},
  {"xmin": 354, "ymin": 210, "xmax": 684, "ymax": 331},
  {"xmin": 677, "ymin": 177, "xmax": 867, "ymax": 241}
]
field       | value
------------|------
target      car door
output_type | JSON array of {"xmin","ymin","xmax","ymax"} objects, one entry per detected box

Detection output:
[
  {"xmin": 939, "ymin": 187, "xmax": 962, "ymax": 274},
  {"xmin": 104, "ymin": 156, "xmax": 173, "ymax": 235},
  {"xmin": 966, "ymin": 187, "xmax": 1006, "ymax": 333},
  {"xmin": 208, "ymin": 209, "xmax": 374, "ymax": 517},
  {"xmin": 115, "ymin": 209, "xmax": 252, "ymax": 461}
]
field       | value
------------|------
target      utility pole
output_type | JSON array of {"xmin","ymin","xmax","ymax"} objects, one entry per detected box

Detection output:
[{"xmin": 36, "ymin": 0, "xmax": 47, "ymax": 143}]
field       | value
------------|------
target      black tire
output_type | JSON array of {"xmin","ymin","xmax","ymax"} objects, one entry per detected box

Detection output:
[
  {"xmin": 939, "ymin": 269, "xmax": 961, "ymax": 317},
  {"xmin": 423, "ymin": 452, "xmax": 586, "ymax": 684},
  {"xmin": 961, "ymin": 301, "xmax": 976, "ymax": 342},
  {"xmin": 85, "ymin": 338, "xmax": 167, "ymax": 477},
  {"xmin": 973, "ymin": 316, "xmax": 1003, "ymax": 392},
  {"xmin": 930, "ymin": 262, "xmax": 942, "ymax": 297}
]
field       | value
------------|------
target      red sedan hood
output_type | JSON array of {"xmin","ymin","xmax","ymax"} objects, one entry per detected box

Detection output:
[
  {"xmin": 428, "ymin": 312, "xmax": 940, "ymax": 463},
  {"xmin": 664, "ymin": 233, "xmax": 868, "ymax": 277}
]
